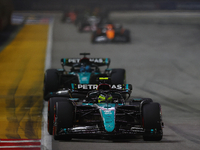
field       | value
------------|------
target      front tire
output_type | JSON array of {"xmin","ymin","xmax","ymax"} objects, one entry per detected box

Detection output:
[
  {"xmin": 91, "ymin": 32, "xmax": 97, "ymax": 43},
  {"xmin": 43, "ymin": 69, "xmax": 59, "ymax": 101},
  {"xmin": 142, "ymin": 102, "xmax": 163, "ymax": 141},
  {"xmin": 53, "ymin": 101, "xmax": 74, "ymax": 140},
  {"xmin": 124, "ymin": 29, "xmax": 130, "ymax": 42},
  {"xmin": 48, "ymin": 97, "xmax": 69, "ymax": 135},
  {"xmin": 110, "ymin": 69, "xmax": 126, "ymax": 84}
]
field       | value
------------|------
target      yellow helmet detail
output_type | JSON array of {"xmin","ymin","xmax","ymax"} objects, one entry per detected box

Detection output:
[
  {"xmin": 98, "ymin": 94, "xmax": 106, "ymax": 103},
  {"xmin": 98, "ymin": 94, "xmax": 113, "ymax": 103}
]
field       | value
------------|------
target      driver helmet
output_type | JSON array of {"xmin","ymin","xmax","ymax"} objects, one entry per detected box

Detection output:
[
  {"xmin": 80, "ymin": 66, "xmax": 85, "ymax": 72},
  {"xmin": 80, "ymin": 65, "xmax": 91, "ymax": 72},
  {"xmin": 85, "ymin": 65, "xmax": 91, "ymax": 72},
  {"xmin": 106, "ymin": 24, "xmax": 114, "ymax": 30},
  {"xmin": 98, "ymin": 94, "xmax": 112, "ymax": 103}
]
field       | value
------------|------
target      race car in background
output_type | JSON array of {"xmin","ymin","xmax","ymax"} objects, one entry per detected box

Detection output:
[
  {"xmin": 47, "ymin": 79, "xmax": 164, "ymax": 141},
  {"xmin": 43, "ymin": 53, "xmax": 126, "ymax": 100},
  {"xmin": 61, "ymin": 10, "xmax": 77, "ymax": 23},
  {"xmin": 91, "ymin": 23, "xmax": 130, "ymax": 43},
  {"xmin": 75, "ymin": 8, "xmax": 109, "ymax": 32},
  {"xmin": 76, "ymin": 15, "xmax": 101, "ymax": 32}
]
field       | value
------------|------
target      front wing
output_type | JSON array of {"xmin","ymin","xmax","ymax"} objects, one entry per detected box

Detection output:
[
  {"xmin": 93, "ymin": 35, "xmax": 129, "ymax": 43},
  {"xmin": 56, "ymin": 126, "xmax": 144, "ymax": 137}
]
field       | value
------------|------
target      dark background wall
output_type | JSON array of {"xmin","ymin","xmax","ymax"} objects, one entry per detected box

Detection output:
[
  {"xmin": 12, "ymin": 0, "xmax": 200, "ymax": 11},
  {"xmin": 0, "ymin": 0, "xmax": 13, "ymax": 31}
]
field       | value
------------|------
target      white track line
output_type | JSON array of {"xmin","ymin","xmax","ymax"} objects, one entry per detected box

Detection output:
[
  {"xmin": 41, "ymin": 17, "xmax": 54, "ymax": 150},
  {"xmin": 0, "ymin": 140, "xmax": 41, "ymax": 143},
  {"xmin": 0, "ymin": 146, "xmax": 41, "ymax": 148},
  {"xmin": 45, "ymin": 17, "xmax": 54, "ymax": 71}
]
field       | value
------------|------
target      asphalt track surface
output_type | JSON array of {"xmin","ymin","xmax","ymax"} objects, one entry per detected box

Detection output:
[{"xmin": 50, "ymin": 12, "xmax": 200, "ymax": 150}]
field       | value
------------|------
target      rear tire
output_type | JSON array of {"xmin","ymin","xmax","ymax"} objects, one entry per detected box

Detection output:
[
  {"xmin": 91, "ymin": 32, "xmax": 97, "ymax": 43},
  {"xmin": 54, "ymin": 101, "xmax": 74, "ymax": 140},
  {"xmin": 111, "ymin": 69, "xmax": 126, "ymax": 98},
  {"xmin": 142, "ymin": 102, "xmax": 163, "ymax": 141},
  {"xmin": 48, "ymin": 97, "xmax": 69, "ymax": 135},
  {"xmin": 43, "ymin": 69, "xmax": 59, "ymax": 101},
  {"xmin": 124, "ymin": 29, "xmax": 130, "ymax": 42},
  {"xmin": 110, "ymin": 69, "xmax": 126, "ymax": 84}
]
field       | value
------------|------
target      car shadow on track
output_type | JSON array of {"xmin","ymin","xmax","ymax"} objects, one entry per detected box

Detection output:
[{"xmin": 57, "ymin": 135, "xmax": 181, "ymax": 143}]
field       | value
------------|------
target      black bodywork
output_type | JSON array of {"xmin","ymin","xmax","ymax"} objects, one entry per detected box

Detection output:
[
  {"xmin": 48, "ymin": 83, "xmax": 164, "ymax": 141},
  {"xmin": 43, "ymin": 53, "xmax": 126, "ymax": 100}
]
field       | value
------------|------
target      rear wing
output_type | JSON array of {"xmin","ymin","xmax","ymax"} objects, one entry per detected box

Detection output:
[
  {"xmin": 61, "ymin": 58, "xmax": 110, "ymax": 67},
  {"xmin": 71, "ymin": 83, "xmax": 132, "ymax": 100},
  {"xmin": 44, "ymin": 83, "xmax": 132, "ymax": 100},
  {"xmin": 71, "ymin": 83, "xmax": 132, "ymax": 92}
]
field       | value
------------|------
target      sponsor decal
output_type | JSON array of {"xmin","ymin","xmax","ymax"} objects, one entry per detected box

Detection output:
[
  {"xmin": 89, "ymin": 58, "xmax": 104, "ymax": 63},
  {"xmin": 77, "ymin": 84, "xmax": 98, "ymax": 90},
  {"xmin": 68, "ymin": 59, "xmax": 80, "ymax": 63},
  {"xmin": 99, "ymin": 77, "xmax": 109, "ymax": 80},
  {"xmin": 111, "ymin": 84, "xmax": 123, "ymax": 89},
  {"xmin": 104, "ymin": 110, "xmax": 113, "ymax": 115},
  {"xmin": 77, "ymin": 72, "xmax": 91, "ymax": 84},
  {"xmin": 74, "ymin": 84, "xmax": 123, "ymax": 90},
  {"xmin": 96, "ymin": 36, "xmax": 107, "ymax": 42},
  {"xmin": 82, "ymin": 77, "xmax": 88, "ymax": 81},
  {"xmin": 66, "ymin": 58, "xmax": 107, "ymax": 63},
  {"xmin": 97, "ymin": 103, "xmax": 115, "ymax": 132}
]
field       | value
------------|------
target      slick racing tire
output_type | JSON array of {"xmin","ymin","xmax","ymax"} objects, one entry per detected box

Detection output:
[
  {"xmin": 123, "ymin": 29, "xmax": 130, "ymax": 42},
  {"xmin": 48, "ymin": 97, "xmax": 69, "ymax": 135},
  {"xmin": 77, "ymin": 22, "xmax": 83, "ymax": 32},
  {"xmin": 91, "ymin": 32, "xmax": 97, "ymax": 43},
  {"xmin": 129, "ymin": 98, "xmax": 152, "ymax": 105},
  {"xmin": 129, "ymin": 98, "xmax": 152, "ymax": 111},
  {"xmin": 111, "ymin": 69, "xmax": 126, "ymax": 84},
  {"xmin": 43, "ymin": 69, "xmax": 59, "ymax": 101},
  {"xmin": 142, "ymin": 102, "xmax": 163, "ymax": 141},
  {"xmin": 54, "ymin": 101, "xmax": 74, "ymax": 140}
]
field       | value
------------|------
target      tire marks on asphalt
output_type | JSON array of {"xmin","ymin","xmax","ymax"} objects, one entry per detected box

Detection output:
[
  {"xmin": 147, "ymin": 80, "xmax": 191, "ymax": 95},
  {"xmin": 172, "ymin": 61, "xmax": 200, "ymax": 81},
  {"xmin": 136, "ymin": 86, "xmax": 200, "ymax": 114},
  {"xmin": 137, "ymin": 86, "xmax": 200, "ymax": 144},
  {"xmin": 167, "ymin": 125, "xmax": 200, "ymax": 144}
]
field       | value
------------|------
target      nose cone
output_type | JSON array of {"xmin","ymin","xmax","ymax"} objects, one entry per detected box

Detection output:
[
  {"xmin": 77, "ymin": 72, "xmax": 91, "ymax": 84},
  {"xmin": 99, "ymin": 103, "xmax": 115, "ymax": 132},
  {"xmin": 106, "ymin": 30, "xmax": 115, "ymax": 39},
  {"xmin": 102, "ymin": 111, "xmax": 115, "ymax": 132}
]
